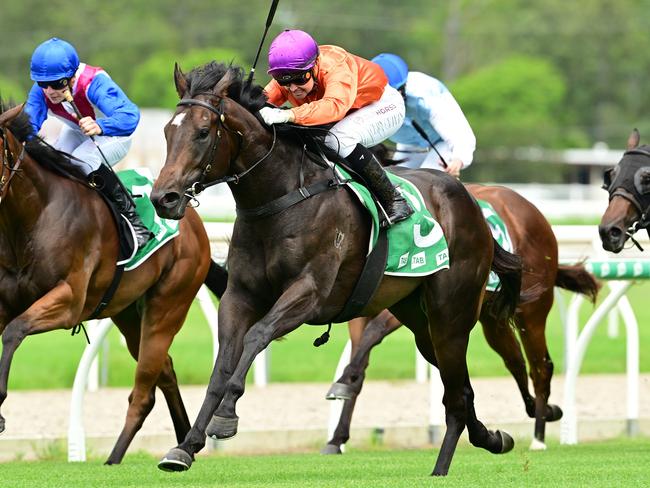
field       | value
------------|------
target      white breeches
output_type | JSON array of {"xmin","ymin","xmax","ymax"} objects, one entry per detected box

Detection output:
[
  {"xmin": 394, "ymin": 141, "xmax": 452, "ymax": 171},
  {"xmin": 54, "ymin": 124, "xmax": 133, "ymax": 175},
  {"xmin": 324, "ymin": 85, "xmax": 405, "ymax": 158}
]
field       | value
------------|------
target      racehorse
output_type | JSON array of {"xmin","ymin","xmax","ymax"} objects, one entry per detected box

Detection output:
[
  {"xmin": 0, "ymin": 101, "xmax": 227, "ymax": 465},
  {"xmin": 599, "ymin": 129, "xmax": 650, "ymax": 252},
  {"xmin": 149, "ymin": 61, "xmax": 526, "ymax": 477},
  {"xmin": 322, "ymin": 183, "xmax": 600, "ymax": 454}
]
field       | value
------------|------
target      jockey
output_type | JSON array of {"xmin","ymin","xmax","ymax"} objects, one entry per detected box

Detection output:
[
  {"xmin": 260, "ymin": 29, "xmax": 413, "ymax": 226},
  {"xmin": 371, "ymin": 53, "xmax": 476, "ymax": 178},
  {"xmin": 25, "ymin": 37, "xmax": 151, "ymax": 248}
]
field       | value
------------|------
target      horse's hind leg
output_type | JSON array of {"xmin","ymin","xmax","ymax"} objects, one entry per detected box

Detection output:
[
  {"xmin": 327, "ymin": 311, "xmax": 402, "ymax": 400},
  {"xmin": 517, "ymin": 297, "xmax": 561, "ymax": 449},
  {"xmin": 322, "ymin": 311, "xmax": 402, "ymax": 454},
  {"xmin": 156, "ymin": 355, "xmax": 191, "ymax": 444},
  {"xmin": 105, "ymin": 298, "xmax": 190, "ymax": 465},
  {"xmin": 479, "ymin": 314, "xmax": 536, "ymax": 418}
]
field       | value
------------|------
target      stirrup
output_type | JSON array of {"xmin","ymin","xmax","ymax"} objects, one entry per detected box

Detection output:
[{"xmin": 385, "ymin": 201, "xmax": 414, "ymax": 226}]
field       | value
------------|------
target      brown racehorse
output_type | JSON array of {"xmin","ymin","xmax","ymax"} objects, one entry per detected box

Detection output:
[
  {"xmin": 322, "ymin": 183, "xmax": 600, "ymax": 455},
  {"xmin": 599, "ymin": 129, "xmax": 650, "ymax": 252},
  {"xmin": 0, "ymin": 102, "xmax": 227, "ymax": 465},
  {"xmin": 150, "ymin": 61, "xmax": 526, "ymax": 476}
]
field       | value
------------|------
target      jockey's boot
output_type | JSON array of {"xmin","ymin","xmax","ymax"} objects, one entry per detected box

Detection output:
[
  {"xmin": 344, "ymin": 144, "xmax": 413, "ymax": 226},
  {"xmin": 87, "ymin": 165, "xmax": 153, "ymax": 249}
]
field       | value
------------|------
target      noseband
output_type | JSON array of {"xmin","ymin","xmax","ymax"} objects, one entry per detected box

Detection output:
[
  {"xmin": 175, "ymin": 95, "xmax": 276, "ymax": 202},
  {"xmin": 0, "ymin": 127, "xmax": 25, "ymax": 204}
]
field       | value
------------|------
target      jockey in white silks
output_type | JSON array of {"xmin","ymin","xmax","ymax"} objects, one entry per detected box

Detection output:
[{"xmin": 372, "ymin": 53, "xmax": 476, "ymax": 179}]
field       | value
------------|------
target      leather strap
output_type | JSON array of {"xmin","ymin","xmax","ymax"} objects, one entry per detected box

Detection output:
[{"xmin": 331, "ymin": 229, "xmax": 389, "ymax": 323}]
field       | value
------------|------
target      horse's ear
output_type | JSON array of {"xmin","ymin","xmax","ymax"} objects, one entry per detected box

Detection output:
[
  {"xmin": 174, "ymin": 62, "xmax": 188, "ymax": 99},
  {"xmin": 627, "ymin": 128, "xmax": 640, "ymax": 150},
  {"xmin": 212, "ymin": 68, "xmax": 236, "ymax": 98},
  {"xmin": 0, "ymin": 103, "xmax": 25, "ymax": 126}
]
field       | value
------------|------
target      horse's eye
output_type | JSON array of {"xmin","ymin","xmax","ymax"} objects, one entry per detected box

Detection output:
[{"xmin": 198, "ymin": 128, "xmax": 210, "ymax": 140}]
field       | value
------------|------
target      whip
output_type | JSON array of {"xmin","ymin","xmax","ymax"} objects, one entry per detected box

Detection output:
[{"xmin": 246, "ymin": 0, "xmax": 280, "ymax": 85}]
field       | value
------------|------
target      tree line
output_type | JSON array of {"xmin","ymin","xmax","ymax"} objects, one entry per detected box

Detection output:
[{"xmin": 1, "ymin": 0, "xmax": 647, "ymax": 182}]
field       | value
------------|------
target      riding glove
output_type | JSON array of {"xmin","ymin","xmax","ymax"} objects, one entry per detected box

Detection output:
[{"xmin": 259, "ymin": 107, "xmax": 292, "ymax": 125}]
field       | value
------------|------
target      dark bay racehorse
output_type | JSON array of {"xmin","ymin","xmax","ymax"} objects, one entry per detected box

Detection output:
[
  {"xmin": 322, "ymin": 183, "xmax": 600, "ymax": 454},
  {"xmin": 0, "ymin": 102, "xmax": 227, "ymax": 464},
  {"xmin": 599, "ymin": 129, "xmax": 650, "ymax": 252},
  {"xmin": 150, "ymin": 61, "xmax": 524, "ymax": 476}
]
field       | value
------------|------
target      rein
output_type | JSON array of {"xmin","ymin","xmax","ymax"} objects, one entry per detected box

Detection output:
[
  {"xmin": 176, "ymin": 96, "xmax": 277, "ymax": 201},
  {"xmin": 0, "ymin": 127, "xmax": 25, "ymax": 204},
  {"xmin": 177, "ymin": 95, "xmax": 345, "ymax": 219}
]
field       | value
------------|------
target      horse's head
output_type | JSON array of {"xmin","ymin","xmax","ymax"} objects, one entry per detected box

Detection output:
[
  {"xmin": 599, "ymin": 129, "xmax": 650, "ymax": 252},
  {"xmin": 151, "ymin": 62, "xmax": 268, "ymax": 219}
]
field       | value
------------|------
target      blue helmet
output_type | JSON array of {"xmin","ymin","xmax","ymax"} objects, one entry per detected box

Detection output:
[
  {"xmin": 371, "ymin": 53, "xmax": 408, "ymax": 89},
  {"xmin": 30, "ymin": 38, "xmax": 80, "ymax": 82}
]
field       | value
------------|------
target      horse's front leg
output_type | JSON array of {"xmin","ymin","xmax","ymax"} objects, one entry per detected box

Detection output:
[
  {"xmin": 0, "ymin": 281, "xmax": 79, "ymax": 433},
  {"xmin": 158, "ymin": 293, "xmax": 256, "ymax": 471},
  {"xmin": 206, "ymin": 276, "xmax": 322, "ymax": 440}
]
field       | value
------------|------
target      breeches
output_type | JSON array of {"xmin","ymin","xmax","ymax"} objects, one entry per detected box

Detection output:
[
  {"xmin": 54, "ymin": 124, "xmax": 133, "ymax": 175},
  {"xmin": 394, "ymin": 141, "xmax": 452, "ymax": 171},
  {"xmin": 325, "ymin": 84, "xmax": 405, "ymax": 158}
]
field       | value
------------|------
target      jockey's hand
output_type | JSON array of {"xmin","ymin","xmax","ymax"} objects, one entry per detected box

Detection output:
[
  {"xmin": 259, "ymin": 107, "xmax": 294, "ymax": 125},
  {"xmin": 444, "ymin": 158, "xmax": 463, "ymax": 179},
  {"xmin": 79, "ymin": 116, "xmax": 102, "ymax": 136}
]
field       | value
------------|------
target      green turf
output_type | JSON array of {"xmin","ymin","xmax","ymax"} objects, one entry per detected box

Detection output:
[
  {"xmin": 1, "ymin": 438, "xmax": 648, "ymax": 487},
  {"xmin": 6, "ymin": 280, "xmax": 650, "ymax": 389}
]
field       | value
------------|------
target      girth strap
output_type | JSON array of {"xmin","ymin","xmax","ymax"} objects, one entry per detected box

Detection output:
[
  {"xmin": 331, "ymin": 228, "xmax": 389, "ymax": 324},
  {"xmin": 87, "ymin": 264, "xmax": 125, "ymax": 321},
  {"xmin": 236, "ymin": 178, "xmax": 342, "ymax": 220}
]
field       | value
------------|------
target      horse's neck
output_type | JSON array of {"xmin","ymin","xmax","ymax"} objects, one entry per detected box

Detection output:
[
  {"xmin": 0, "ymin": 156, "xmax": 51, "ymax": 239},
  {"xmin": 229, "ymin": 138, "xmax": 320, "ymax": 209}
]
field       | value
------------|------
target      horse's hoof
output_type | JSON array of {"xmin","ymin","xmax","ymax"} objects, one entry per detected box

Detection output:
[
  {"xmin": 529, "ymin": 438, "xmax": 547, "ymax": 451},
  {"xmin": 206, "ymin": 415, "xmax": 239, "ymax": 439},
  {"xmin": 497, "ymin": 430, "xmax": 515, "ymax": 453},
  {"xmin": 547, "ymin": 404, "xmax": 563, "ymax": 422},
  {"xmin": 320, "ymin": 444, "xmax": 343, "ymax": 455},
  {"xmin": 158, "ymin": 448, "xmax": 194, "ymax": 472},
  {"xmin": 325, "ymin": 382, "xmax": 354, "ymax": 400}
]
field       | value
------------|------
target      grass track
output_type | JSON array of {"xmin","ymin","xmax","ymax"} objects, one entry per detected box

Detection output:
[{"xmin": 2, "ymin": 438, "xmax": 649, "ymax": 487}]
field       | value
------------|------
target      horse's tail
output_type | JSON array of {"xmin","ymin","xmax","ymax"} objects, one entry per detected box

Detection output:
[
  {"xmin": 555, "ymin": 263, "xmax": 601, "ymax": 303},
  {"xmin": 483, "ymin": 238, "xmax": 524, "ymax": 322},
  {"xmin": 204, "ymin": 260, "xmax": 228, "ymax": 298}
]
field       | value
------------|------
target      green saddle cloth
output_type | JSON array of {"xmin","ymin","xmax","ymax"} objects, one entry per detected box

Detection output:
[
  {"xmin": 478, "ymin": 199, "xmax": 514, "ymax": 291},
  {"xmin": 335, "ymin": 166, "xmax": 449, "ymax": 277},
  {"xmin": 117, "ymin": 168, "xmax": 180, "ymax": 271}
]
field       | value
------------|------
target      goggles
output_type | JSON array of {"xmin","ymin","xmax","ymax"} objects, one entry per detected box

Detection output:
[
  {"xmin": 37, "ymin": 78, "xmax": 70, "ymax": 90},
  {"xmin": 274, "ymin": 70, "xmax": 312, "ymax": 87}
]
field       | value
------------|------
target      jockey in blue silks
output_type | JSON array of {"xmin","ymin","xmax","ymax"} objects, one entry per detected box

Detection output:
[
  {"xmin": 25, "ymin": 37, "xmax": 151, "ymax": 248},
  {"xmin": 372, "ymin": 53, "xmax": 476, "ymax": 178}
]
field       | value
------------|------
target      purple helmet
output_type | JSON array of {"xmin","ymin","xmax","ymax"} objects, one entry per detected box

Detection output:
[{"xmin": 267, "ymin": 30, "xmax": 319, "ymax": 76}]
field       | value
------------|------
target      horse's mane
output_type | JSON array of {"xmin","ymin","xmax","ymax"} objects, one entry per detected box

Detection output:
[
  {"xmin": 184, "ymin": 61, "xmax": 332, "ymax": 158},
  {"xmin": 0, "ymin": 99, "xmax": 87, "ymax": 182}
]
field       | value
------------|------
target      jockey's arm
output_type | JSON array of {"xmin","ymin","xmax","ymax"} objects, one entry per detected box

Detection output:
[{"xmin": 87, "ymin": 75, "xmax": 140, "ymax": 137}]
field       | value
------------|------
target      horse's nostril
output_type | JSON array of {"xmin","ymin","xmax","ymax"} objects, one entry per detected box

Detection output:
[{"xmin": 159, "ymin": 192, "xmax": 181, "ymax": 209}]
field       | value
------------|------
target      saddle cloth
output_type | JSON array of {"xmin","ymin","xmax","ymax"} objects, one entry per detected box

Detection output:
[
  {"xmin": 117, "ymin": 168, "xmax": 180, "ymax": 271},
  {"xmin": 335, "ymin": 166, "xmax": 450, "ymax": 277}
]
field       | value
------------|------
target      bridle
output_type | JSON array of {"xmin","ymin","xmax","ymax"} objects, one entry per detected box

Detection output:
[
  {"xmin": 0, "ymin": 126, "xmax": 25, "ymax": 205},
  {"xmin": 604, "ymin": 147, "xmax": 650, "ymax": 250},
  {"xmin": 175, "ymin": 94, "xmax": 277, "ymax": 203}
]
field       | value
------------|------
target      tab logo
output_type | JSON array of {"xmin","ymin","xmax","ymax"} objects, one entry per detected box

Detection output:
[
  {"xmin": 436, "ymin": 250, "xmax": 449, "ymax": 265},
  {"xmin": 411, "ymin": 251, "xmax": 426, "ymax": 269},
  {"xmin": 398, "ymin": 252, "xmax": 409, "ymax": 268}
]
